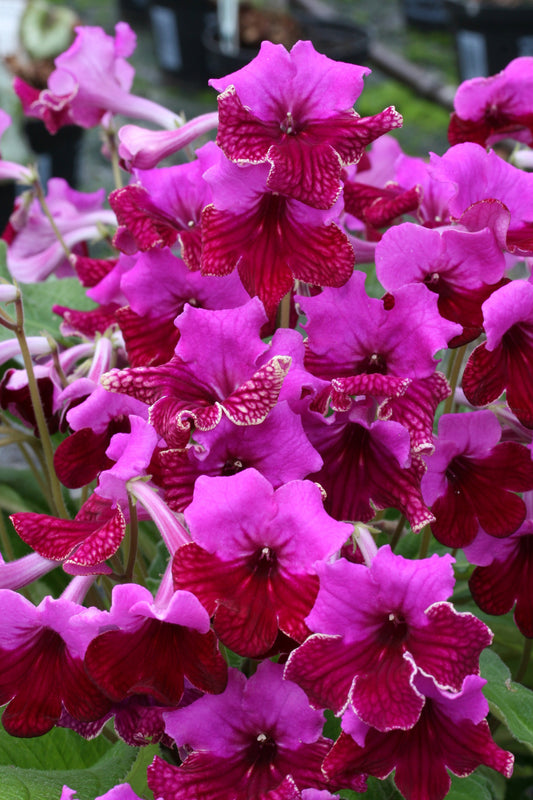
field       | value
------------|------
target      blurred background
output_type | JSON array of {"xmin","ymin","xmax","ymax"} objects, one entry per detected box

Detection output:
[{"xmin": 0, "ymin": 0, "xmax": 531, "ymax": 196}]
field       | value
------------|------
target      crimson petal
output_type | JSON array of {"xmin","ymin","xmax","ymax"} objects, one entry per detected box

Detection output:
[
  {"xmin": 409, "ymin": 603, "xmax": 492, "ymax": 690},
  {"xmin": 85, "ymin": 617, "xmax": 226, "ymax": 705},
  {"xmin": 469, "ymin": 535, "xmax": 533, "ymax": 637},
  {"xmin": 116, "ymin": 306, "xmax": 180, "ymax": 367}
]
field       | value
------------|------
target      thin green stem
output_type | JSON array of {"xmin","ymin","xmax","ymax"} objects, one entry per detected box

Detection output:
[
  {"xmin": 0, "ymin": 509, "xmax": 15, "ymax": 561},
  {"xmin": 109, "ymin": 553, "xmax": 124, "ymax": 578},
  {"xmin": 33, "ymin": 180, "xmax": 71, "ymax": 260},
  {"xmin": 101, "ymin": 724, "xmax": 119, "ymax": 743},
  {"xmin": 48, "ymin": 337, "xmax": 68, "ymax": 389},
  {"xmin": 105, "ymin": 128, "xmax": 123, "ymax": 190},
  {"xmin": 514, "ymin": 637, "xmax": 533, "ymax": 684},
  {"xmin": 390, "ymin": 515, "xmax": 406, "ymax": 552},
  {"xmin": 15, "ymin": 440, "xmax": 53, "ymax": 505},
  {"xmin": 125, "ymin": 493, "xmax": 139, "ymax": 582},
  {"xmin": 443, "ymin": 344, "xmax": 467, "ymax": 415},
  {"xmin": 418, "ymin": 525, "xmax": 432, "ymax": 559},
  {"xmin": 85, "ymin": 583, "xmax": 107, "ymax": 611},
  {"xmin": 80, "ymin": 483, "xmax": 90, "ymax": 508},
  {"xmin": 13, "ymin": 296, "xmax": 68, "ymax": 518},
  {"xmin": 276, "ymin": 292, "xmax": 291, "ymax": 329}
]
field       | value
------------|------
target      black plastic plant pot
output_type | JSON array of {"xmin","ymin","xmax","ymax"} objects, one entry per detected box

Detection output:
[
  {"xmin": 0, "ymin": 181, "xmax": 16, "ymax": 236},
  {"xmin": 402, "ymin": 0, "xmax": 450, "ymax": 29},
  {"xmin": 446, "ymin": 0, "xmax": 533, "ymax": 79},
  {"xmin": 202, "ymin": 13, "xmax": 370, "ymax": 81},
  {"xmin": 117, "ymin": 0, "xmax": 150, "ymax": 24},
  {"xmin": 23, "ymin": 119, "xmax": 84, "ymax": 188},
  {"xmin": 148, "ymin": 0, "xmax": 211, "ymax": 83}
]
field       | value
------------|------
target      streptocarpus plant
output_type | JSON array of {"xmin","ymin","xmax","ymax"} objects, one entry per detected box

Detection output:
[{"xmin": 1, "ymin": 22, "xmax": 533, "ymax": 800}]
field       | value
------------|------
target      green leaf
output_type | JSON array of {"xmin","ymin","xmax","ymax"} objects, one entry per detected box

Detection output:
[
  {"xmin": 0, "ymin": 483, "xmax": 34, "ymax": 513},
  {"xmin": 0, "ymin": 725, "xmax": 138, "ymax": 800},
  {"xmin": 123, "ymin": 744, "xmax": 159, "ymax": 800},
  {"xmin": 0, "ymin": 465, "xmax": 51, "ymax": 514},
  {"xmin": 323, "ymin": 709, "xmax": 341, "ymax": 741},
  {"xmin": 339, "ymin": 776, "xmax": 402, "ymax": 799},
  {"xmin": 446, "ymin": 766, "xmax": 506, "ymax": 800},
  {"xmin": 481, "ymin": 648, "xmax": 533, "ymax": 749},
  {"xmin": 0, "ymin": 240, "xmax": 95, "ymax": 343}
]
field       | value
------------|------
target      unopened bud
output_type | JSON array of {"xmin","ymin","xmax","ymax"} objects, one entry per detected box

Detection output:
[{"xmin": 0, "ymin": 284, "xmax": 19, "ymax": 304}]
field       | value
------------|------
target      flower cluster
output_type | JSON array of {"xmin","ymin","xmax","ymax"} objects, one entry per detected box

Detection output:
[{"xmin": 1, "ymin": 21, "xmax": 533, "ymax": 800}]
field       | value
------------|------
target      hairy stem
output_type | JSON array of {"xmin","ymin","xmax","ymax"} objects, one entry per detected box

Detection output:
[{"xmin": 13, "ymin": 296, "xmax": 68, "ymax": 518}]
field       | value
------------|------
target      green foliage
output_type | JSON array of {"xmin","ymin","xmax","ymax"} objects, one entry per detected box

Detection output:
[
  {"xmin": 0, "ymin": 240, "xmax": 95, "ymax": 343},
  {"xmin": 481, "ymin": 649, "xmax": 533, "ymax": 750},
  {"xmin": 0, "ymin": 725, "xmax": 139, "ymax": 800},
  {"xmin": 446, "ymin": 767, "xmax": 506, "ymax": 800},
  {"xmin": 123, "ymin": 744, "xmax": 159, "ymax": 800},
  {"xmin": 355, "ymin": 77, "xmax": 450, "ymax": 156},
  {"xmin": 339, "ymin": 776, "xmax": 403, "ymax": 799}
]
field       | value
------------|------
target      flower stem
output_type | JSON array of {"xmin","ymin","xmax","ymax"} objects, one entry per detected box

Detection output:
[
  {"xmin": 418, "ymin": 525, "xmax": 432, "ymax": 559},
  {"xmin": 13, "ymin": 295, "xmax": 68, "ymax": 518},
  {"xmin": 277, "ymin": 292, "xmax": 291, "ymax": 329},
  {"xmin": 105, "ymin": 127, "xmax": 123, "ymax": 190},
  {"xmin": 390, "ymin": 515, "xmax": 406, "ymax": 552},
  {"xmin": 0, "ymin": 509, "xmax": 15, "ymax": 561},
  {"xmin": 33, "ymin": 179, "xmax": 71, "ymax": 260},
  {"xmin": 125, "ymin": 493, "xmax": 139, "ymax": 582},
  {"xmin": 16, "ymin": 440, "xmax": 53, "ymax": 506},
  {"xmin": 443, "ymin": 344, "xmax": 467, "ymax": 415}
]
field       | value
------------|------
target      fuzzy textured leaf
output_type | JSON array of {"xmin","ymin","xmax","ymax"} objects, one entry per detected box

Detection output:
[
  {"xmin": 0, "ymin": 725, "xmax": 138, "ymax": 800},
  {"xmin": 339, "ymin": 776, "xmax": 402, "ymax": 799},
  {"xmin": 0, "ymin": 240, "xmax": 95, "ymax": 342},
  {"xmin": 481, "ymin": 648, "xmax": 533, "ymax": 749},
  {"xmin": 446, "ymin": 766, "xmax": 506, "ymax": 800}
]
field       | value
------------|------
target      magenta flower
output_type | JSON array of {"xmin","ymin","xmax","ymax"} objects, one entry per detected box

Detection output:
[
  {"xmin": 342, "ymin": 137, "xmax": 421, "ymax": 238},
  {"xmin": 298, "ymin": 270, "xmax": 460, "ymax": 386},
  {"xmin": 118, "ymin": 111, "xmax": 219, "ymax": 170},
  {"xmin": 200, "ymin": 153, "xmax": 355, "ymax": 316},
  {"xmin": 173, "ymin": 469, "xmax": 350, "ymax": 656},
  {"xmin": 449, "ymin": 57, "xmax": 533, "ymax": 147},
  {"xmin": 84, "ymin": 583, "xmax": 227, "ymax": 707},
  {"xmin": 0, "ymin": 590, "xmax": 110, "ymax": 736},
  {"xmin": 10, "ymin": 493, "xmax": 126, "ymax": 576},
  {"xmin": 0, "ymin": 111, "xmax": 32, "ymax": 183},
  {"xmin": 429, "ymin": 144, "xmax": 533, "ymax": 255},
  {"xmin": 148, "ymin": 661, "xmax": 339, "ymax": 800},
  {"xmin": 150, "ymin": 402, "xmax": 322, "ymax": 512},
  {"xmin": 465, "ymin": 497, "xmax": 533, "ymax": 637},
  {"xmin": 6, "ymin": 179, "xmax": 116, "ymax": 282},
  {"xmin": 462, "ymin": 280, "xmax": 533, "ymax": 428},
  {"xmin": 1, "ymin": 363, "xmax": 60, "ymax": 435},
  {"xmin": 285, "ymin": 546, "xmax": 492, "ymax": 732},
  {"xmin": 0, "ymin": 551, "xmax": 58, "ymax": 591},
  {"xmin": 61, "ymin": 785, "xmax": 143, "ymax": 800},
  {"xmin": 94, "ymin": 415, "xmax": 160, "ymax": 508},
  {"xmin": 116, "ymin": 247, "xmax": 248, "ymax": 367},
  {"xmin": 324, "ymin": 674, "xmax": 513, "ymax": 800},
  {"xmin": 210, "ymin": 40, "xmax": 401, "ymax": 209},
  {"xmin": 377, "ymin": 373, "xmax": 451, "ymax": 455},
  {"xmin": 15, "ymin": 23, "xmax": 179, "ymax": 133},
  {"xmin": 375, "ymin": 222, "xmax": 507, "ymax": 347},
  {"xmin": 54, "ymin": 385, "xmax": 148, "ymax": 489},
  {"xmin": 101, "ymin": 299, "xmax": 296, "ymax": 448},
  {"xmin": 304, "ymin": 403, "xmax": 434, "ymax": 531},
  {"xmin": 421, "ymin": 410, "xmax": 533, "ymax": 547},
  {"xmin": 110, "ymin": 141, "xmax": 218, "ymax": 268}
]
